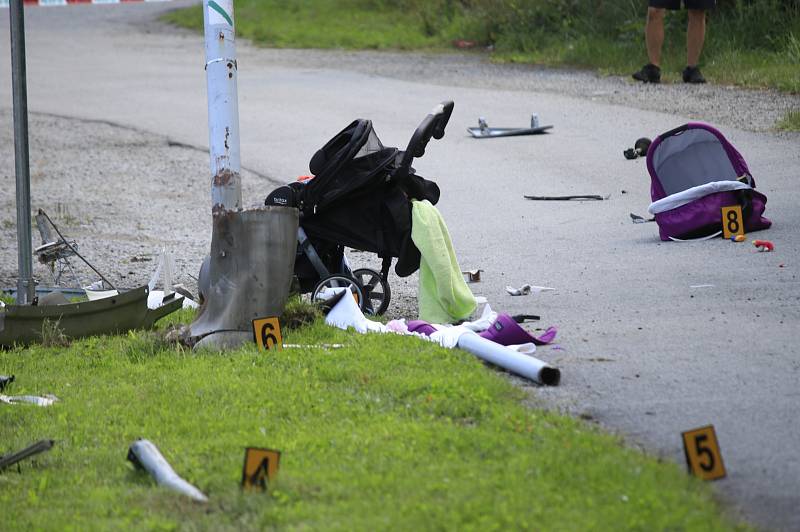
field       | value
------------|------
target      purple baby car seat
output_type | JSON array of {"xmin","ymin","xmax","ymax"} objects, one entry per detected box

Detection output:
[{"xmin": 646, "ymin": 122, "xmax": 771, "ymax": 241}]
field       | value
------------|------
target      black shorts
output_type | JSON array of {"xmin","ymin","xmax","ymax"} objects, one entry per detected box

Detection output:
[{"xmin": 649, "ymin": 0, "xmax": 715, "ymax": 9}]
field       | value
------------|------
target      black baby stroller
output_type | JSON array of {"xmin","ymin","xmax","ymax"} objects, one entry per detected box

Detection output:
[{"xmin": 265, "ymin": 101, "xmax": 454, "ymax": 315}]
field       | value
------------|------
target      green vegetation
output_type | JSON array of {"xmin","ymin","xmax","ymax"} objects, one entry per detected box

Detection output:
[
  {"xmin": 1, "ymin": 311, "xmax": 742, "ymax": 530},
  {"xmin": 165, "ymin": 0, "xmax": 799, "ymax": 94},
  {"xmin": 164, "ymin": 0, "xmax": 443, "ymax": 50},
  {"xmin": 777, "ymin": 110, "xmax": 800, "ymax": 131}
]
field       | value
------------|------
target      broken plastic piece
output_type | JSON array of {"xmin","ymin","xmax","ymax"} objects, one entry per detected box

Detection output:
[
  {"xmin": 753, "ymin": 240, "xmax": 774, "ymax": 252},
  {"xmin": 505, "ymin": 284, "xmax": 555, "ymax": 296},
  {"xmin": 630, "ymin": 213, "xmax": 655, "ymax": 223},
  {"xmin": 0, "ymin": 285, "xmax": 182, "ymax": 347},
  {"xmin": 524, "ymin": 194, "xmax": 608, "ymax": 201},
  {"xmin": 0, "ymin": 375, "xmax": 14, "ymax": 393},
  {"xmin": 0, "ymin": 439, "xmax": 55, "ymax": 471},
  {"xmin": 0, "ymin": 394, "xmax": 58, "ymax": 406},
  {"xmin": 127, "ymin": 439, "xmax": 208, "ymax": 503},
  {"xmin": 623, "ymin": 137, "xmax": 652, "ymax": 159},
  {"xmin": 462, "ymin": 269, "xmax": 483, "ymax": 283},
  {"xmin": 479, "ymin": 314, "xmax": 557, "ymax": 346},
  {"xmin": 731, "ymin": 234, "xmax": 747, "ymax": 242},
  {"xmin": 468, "ymin": 117, "xmax": 553, "ymax": 138}
]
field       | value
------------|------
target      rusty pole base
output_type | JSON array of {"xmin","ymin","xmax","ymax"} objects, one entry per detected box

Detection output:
[{"xmin": 189, "ymin": 206, "xmax": 299, "ymax": 350}]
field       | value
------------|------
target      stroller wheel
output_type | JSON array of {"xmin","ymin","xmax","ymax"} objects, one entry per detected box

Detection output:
[
  {"xmin": 352, "ymin": 268, "xmax": 391, "ymax": 316},
  {"xmin": 311, "ymin": 275, "xmax": 365, "ymax": 311}
]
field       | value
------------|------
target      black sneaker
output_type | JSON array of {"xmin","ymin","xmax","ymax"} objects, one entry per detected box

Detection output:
[
  {"xmin": 682, "ymin": 66, "xmax": 706, "ymax": 83},
  {"xmin": 632, "ymin": 63, "xmax": 661, "ymax": 83}
]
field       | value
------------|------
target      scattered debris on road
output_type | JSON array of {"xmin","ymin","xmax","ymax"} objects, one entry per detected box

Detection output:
[
  {"xmin": 630, "ymin": 212, "xmax": 655, "ymax": 223},
  {"xmin": 753, "ymin": 240, "xmax": 774, "ymax": 252},
  {"xmin": 525, "ymin": 194, "xmax": 609, "ymax": 201},
  {"xmin": 462, "ymin": 269, "xmax": 483, "ymax": 283},
  {"xmin": 623, "ymin": 137, "xmax": 651, "ymax": 160},
  {"xmin": 467, "ymin": 115, "xmax": 553, "ymax": 138},
  {"xmin": 505, "ymin": 284, "xmax": 555, "ymax": 296}
]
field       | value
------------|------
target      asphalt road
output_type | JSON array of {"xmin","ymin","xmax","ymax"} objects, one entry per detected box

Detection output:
[{"xmin": 1, "ymin": 2, "xmax": 799, "ymax": 530}]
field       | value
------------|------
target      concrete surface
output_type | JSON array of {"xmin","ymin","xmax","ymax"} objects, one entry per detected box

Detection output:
[{"xmin": 1, "ymin": 2, "xmax": 799, "ymax": 529}]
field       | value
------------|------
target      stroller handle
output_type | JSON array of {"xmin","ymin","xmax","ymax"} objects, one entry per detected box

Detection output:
[{"xmin": 398, "ymin": 101, "xmax": 454, "ymax": 173}]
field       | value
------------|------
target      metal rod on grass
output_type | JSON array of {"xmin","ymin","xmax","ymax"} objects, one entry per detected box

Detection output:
[{"xmin": 9, "ymin": 0, "xmax": 35, "ymax": 304}]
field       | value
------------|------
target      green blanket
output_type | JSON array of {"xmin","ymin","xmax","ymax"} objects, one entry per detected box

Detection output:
[{"xmin": 411, "ymin": 200, "xmax": 476, "ymax": 323}]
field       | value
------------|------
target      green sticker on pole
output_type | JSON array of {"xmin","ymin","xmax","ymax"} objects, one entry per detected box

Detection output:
[
  {"xmin": 682, "ymin": 425, "xmax": 726, "ymax": 480},
  {"xmin": 208, "ymin": 0, "xmax": 234, "ymax": 27}
]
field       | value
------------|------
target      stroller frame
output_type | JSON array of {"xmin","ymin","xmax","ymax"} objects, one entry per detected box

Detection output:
[{"xmin": 267, "ymin": 101, "xmax": 455, "ymax": 315}]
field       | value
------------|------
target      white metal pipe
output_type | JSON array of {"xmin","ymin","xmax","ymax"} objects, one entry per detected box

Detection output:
[
  {"xmin": 203, "ymin": 0, "xmax": 241, "ymax": 213},
  {"xmin": 128, "ymin": 439, "xmax": 208, "ymax": 503},
  {"xmin": 457, "ymin": 333, "xmax": 560, "ymax": 386}
]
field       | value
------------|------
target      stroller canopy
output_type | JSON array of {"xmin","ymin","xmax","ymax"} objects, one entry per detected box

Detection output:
[
  {"xmin": 304, "ymin": 119, "xmax": 399, "ymax": 214},
  {"xmin": 648, "ymin": 123, "xmax": 752, "ymax": 200}
]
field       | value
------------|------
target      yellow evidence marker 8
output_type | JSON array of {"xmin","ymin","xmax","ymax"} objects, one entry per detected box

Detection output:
[
  {"xmin": 682, "ymin": 425, "xmax": 726, "ymax": 480},
  {"xmin": 252, "ymin": 317, "xmax": 283, "ymax": 351},
  {"xmin": 721, "ymin": 205, "xmax": 745, "ymax": 240},
  {"xmin": 241, "ymin": 447, "xmax": 281, "ymax": 491}
]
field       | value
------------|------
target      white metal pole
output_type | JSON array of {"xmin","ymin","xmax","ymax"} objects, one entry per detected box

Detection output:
[{"xmin": 203, "ymin": 0, "xmax": 242, "ymax": 213}]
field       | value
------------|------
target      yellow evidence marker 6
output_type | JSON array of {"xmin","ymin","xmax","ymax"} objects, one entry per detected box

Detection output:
[
  {"xmin": 241, "ymin": 447, "xmax": 281, "ymax": 491},
  {"xmin": 252, "ymin": 317, "xmax": 283, "ymax": 351},
  {"xmin": 682, "ymin": 425, "xmax": 726, "ymax": 480},
  {"xmin": 721, "ymin": 205, "xmax": 744, "ymax": 240}
]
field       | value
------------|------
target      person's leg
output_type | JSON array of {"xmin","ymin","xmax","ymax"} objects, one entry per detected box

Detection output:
[
  {"xmin": 686, "ymin": 8, "xmax": 706, "ymax": 66},
  {"xmin": 646, "ymin": 7, "xmax": 667, "ymax": 66},
  {"xmin": 634, "ymin": 0, "xmax": 678, "ymax": 83}
]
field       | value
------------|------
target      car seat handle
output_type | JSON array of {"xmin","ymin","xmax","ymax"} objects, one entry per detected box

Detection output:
[{"xmin": 432, "ymin": 101, "xmax": 454, "ymax": 140}]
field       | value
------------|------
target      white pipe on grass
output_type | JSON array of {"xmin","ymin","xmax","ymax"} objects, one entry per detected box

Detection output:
[
  {"xmin": 457, "ymin": 333, "xmax": 560, "ymax": 386},
  {"xmin": 127, "ymin": 439, "xmax": 208, "ymax": 503}
]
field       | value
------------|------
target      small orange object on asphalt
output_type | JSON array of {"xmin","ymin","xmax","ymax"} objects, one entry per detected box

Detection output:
[{"xmin": 753, "ymin": 240, "xmax": 774, "ymax": 252}]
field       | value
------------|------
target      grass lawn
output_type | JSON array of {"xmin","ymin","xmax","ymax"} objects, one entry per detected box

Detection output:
[
  {"xmin": 163, "ymin": 0, "xmax": 442, "ymax": 50},
  {"xmin": 0, "ymin": 308, "xmax": 743, "ymax": 530}
]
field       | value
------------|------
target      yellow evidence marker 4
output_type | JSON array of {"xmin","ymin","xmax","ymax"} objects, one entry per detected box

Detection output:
[{"xmin": 241, "ymin": 448, "xmax": 281, "ymax": 491}]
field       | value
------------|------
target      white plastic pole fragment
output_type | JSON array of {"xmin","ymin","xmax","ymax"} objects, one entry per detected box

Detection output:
[
  {"xmin": 0, "ymin": 394, "xmax": 58, "ymax": 406},
  {"xmin": 127, "ymin": 439, "xmax": 208, "ymax": 503},
  {"xmin": 457, "ymin": 333, "xmax": 560, "ymax": 386},
  {"xmin": 203, "ymin": 0, "xmax": 241, "ymax": 213}
]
